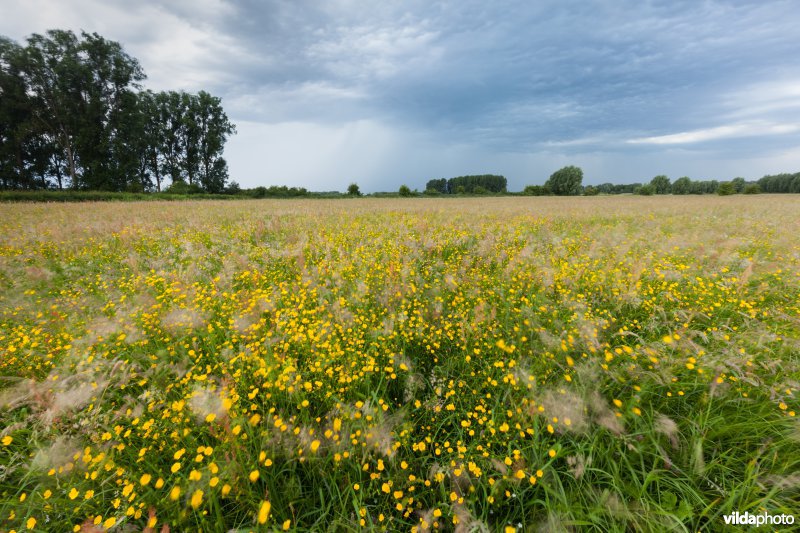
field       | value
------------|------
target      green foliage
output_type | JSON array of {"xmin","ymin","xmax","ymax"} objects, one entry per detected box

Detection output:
[
  {"xmin": 424, "ymin": 178, "xmax": 447, "ymax": 194},
  {"xmin": 717, "ymin": 181, "xmax": 735, "ymax": 195},
  {"xmin": 758, "ymin": 172, "xmax": 800, "ymax": 193},
  {"xmin": 425, "ymin": 175, "xmax": 507, "ymax": 194},
  {"xmin": 743, "ymin": 184, "xmax": 760, "ymax": 194},
  {"xmin": 347, "ymin": 182, "xmax": 361, "ymax": 196},
  {"xmin": 523, "ymin": 184, "xmax": 550, "ymax": 196},
  {"xmin": 0, "ymin": 30, "xmax": 234, "ymax": 193},
  {"xmin": 731, "ymin": 177, "xmax": 746, "ymax": 193},
  {"xmin": 671, "ymin": 176, "xmax": 692, "ymax": 195},
  {"xmin": 164, "ymin": 180, "xmax": 204, "ymax": 194},
  {"xmin": 398, "ymin": 184, "xmax": 412, "ymax": 197},
  {"xmin": 650, "ymin": 175, "xmax": 671, "ymax": 194},
  {"xmin": 545, "ymin": 165, "xmax": 583, "ymax": 195},
  {"xmin": 583, "ymin": 185, "xmax": 599, "ymax": 196},
  {"xmin": 637, "ymin": 184, "xmax": 654, "ymax": 195}
]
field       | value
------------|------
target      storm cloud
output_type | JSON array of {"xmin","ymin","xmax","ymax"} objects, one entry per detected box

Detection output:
[{"xmin": 3, "ymin": 0, "xmax": 799, "ymax": 191}]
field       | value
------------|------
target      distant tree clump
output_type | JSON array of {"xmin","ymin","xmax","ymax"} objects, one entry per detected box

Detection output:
[
  {"xmin": 731, "ymin": 177, "xmax": 746, "ymax": 193},
  {"xmin": 717, "ymin": 182, "xmax": 735, "ymax": 195},
  {"xmin": 347, "ymin": 183, "xmax": 361, "ymax": 196},
  {"xmin": 398, "ymin": 184, "xmax": 412, "ymax": 197},
  {"xmin": 650, "ymin": 175, "xmax": 671, "ymax": 194},
  {"xmin": 522, "ymin": 185, "xmax": 549, "ymax": 196},
  {"xmin": 743, "ymin": 184, "xmax": 760, "ymax": 194},
  {"xmin": 671, "ymin": 177, "xmax": 692, "ymax": 195},
  {"xmin": 637, "ymin": 184, "xmax": 654, "ymax": 196},
  {"xmin": 757, "ymin": 172, "xmax": 800, "ymax": 193},
  {"xmin": 424, "ymin": 178, "xmax": 448, "ymax": 194},
  {"xmin": 424, "ymin": 175, "xmax": 506, "ymax": 194},
  {"xmin": 545, "ymin": 166, "xmax": 583, "ymax": 196},
  {"xmin": 583, "ymin": 185, "xmax": 599, "ymax": 196}
]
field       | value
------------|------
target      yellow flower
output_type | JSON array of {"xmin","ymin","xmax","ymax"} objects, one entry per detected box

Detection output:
[
  {"xmin": 310, "ymin": 440, "xmax": 320, "ymax": 453},
  {"xmin": 205, "ymin": 413, "xmax": 217, "ymax": 423},
  {"xmin": 548, "ymin": 449, "xmax": 556, "ymax": 458},
  {"xmin": 258, "ymin": 500, "xmax": 271, "ymax": 524},
  {"xmin": 1, "ymin": 435, "xmax": 12, "ymax": 446},
  {"xmin": 190, "ymin": 489, "xmax": 203, "ymax": 509},
  {"xmin": 68, "ymin": 487, "xmax": 79, "ymax": 500},
  {"xmin": 140, "ymin": 473, "xmax": 152, "ymax": 486},
  {"xmin": 249, "ymin": 470, "xmax": 260, "ymax": 482},
  {"xmin": 221, "ymin": 484, "xmax": 232, "ymax": 496},
  {"xmin": 169, "ymin": 486, "xmax": 181, "ymax": 501},
  {"xmin": 27, "ymin": 517, "xmax": 37, "ymax": 529},
  {"xmin": 103, "ymin": 517, "xmax": 116, "ymax": 529},
  {"xmin": 282, "ymin": 519, "xmax": 291, "ymax": 530}
]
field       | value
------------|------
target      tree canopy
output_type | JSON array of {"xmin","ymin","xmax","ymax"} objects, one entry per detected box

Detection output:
[
  {"xmin": 545, "ymin": 166, "xmax": 583, "ymax": 196},
  {"xmin": 425, "ymin": 175, "xmax": 507, "ymax": 194},
  {"xmin": 0, "ymin": 30, "xmax": 235, "ymax": 192}
]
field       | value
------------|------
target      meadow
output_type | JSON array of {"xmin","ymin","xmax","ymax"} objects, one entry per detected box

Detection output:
[{"xmin": 0, "ymin": 196, "xmax": 798, "ymax": 532}]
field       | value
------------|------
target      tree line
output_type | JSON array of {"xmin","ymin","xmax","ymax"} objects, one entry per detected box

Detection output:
[
  {"xmin": 425, "ymin": 174, "xmax": 507, "ymax": 194},
  {"xmin": 0, "ymin": 30, "xmax": 235, "ymax": 192},
  {"xmin": 518, "ymin": 167, "xmax": 800, "ymax": 196}
]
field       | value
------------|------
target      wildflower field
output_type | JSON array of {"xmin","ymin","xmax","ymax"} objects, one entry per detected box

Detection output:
[{"xmin": 0, "ymin": 196, "xmax": 798, "ymax": 532}]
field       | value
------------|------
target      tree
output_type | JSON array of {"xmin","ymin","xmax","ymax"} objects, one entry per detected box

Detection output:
[
  {"xmin": 731, "ymin": 177, "xmax": 746, "ymax": 193},
  {"xmin": 671, "ymin": 176, "xmax": 692, "ymax": 195},
  {"xmin": 650, "ymin": 175, "xmax": 670, "ymax": 194},
  {"xmin": 347, "ymin": 183, "xmax": 361, "ymax": 196},
  {"xmin": 398, "ymin": 184, "xmax": 412, "ymax": 197},
  {"xmin": 194, "ymin": 91, "xmax": 235, "ymax": 193},
  {"xmin": 1, "ymin": 30, "xmax": 236, "ymax": 192},
  {"xmin": 545, "ymin": 166, "xmax": 583, "ymax": 195},
  {"xmin": 717, "ymin": 182, "xmax": 735, "ymax": 195},
  {"xmin": 17, "ymin": 30, "xmax": 145, "ymax": 190},
  {"xmin": 523, "ymin": 185, "xmax": 549, "ymax": 196},
  {"xmin": 425, "ymin": 178, "xmax": 447, "ymax": 194},
  {"xmin": 637, "ymin": 184, "xmax": 654, "ymax": 195}
]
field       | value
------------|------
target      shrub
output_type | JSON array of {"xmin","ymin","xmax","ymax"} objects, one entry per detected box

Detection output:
[{"xmin": 717, "ymin": 182, "xmax": 735, "ymax": 195}]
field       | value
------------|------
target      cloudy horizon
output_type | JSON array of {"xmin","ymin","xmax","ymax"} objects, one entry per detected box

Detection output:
[{"xmin": 3, "ymin": 0, "xmax": 800, "ymax": 192}]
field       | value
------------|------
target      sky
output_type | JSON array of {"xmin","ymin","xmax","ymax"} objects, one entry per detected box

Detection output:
[{"xmin": 2, "ymin": 0, "xmax": 800, "ymax": 192}]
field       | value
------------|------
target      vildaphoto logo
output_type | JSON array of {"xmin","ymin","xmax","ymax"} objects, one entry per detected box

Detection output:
[{"xmin": 723, "ymin": 511, "xmax": 795, "ymax": 527}]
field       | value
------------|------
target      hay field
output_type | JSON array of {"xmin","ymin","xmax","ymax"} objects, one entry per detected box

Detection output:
[{"xmin": 1, "ymin": 196, "xmax": 798, "ymax": 531}]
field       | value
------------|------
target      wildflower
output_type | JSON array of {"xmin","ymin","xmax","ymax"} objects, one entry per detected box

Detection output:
[
  {"xmin": 191, "ymin": 489, "xmax": 203, "ymax": 509},
  {"xmin": 258, "ymin": 501, "xmax": 271, "ymax": 524}
]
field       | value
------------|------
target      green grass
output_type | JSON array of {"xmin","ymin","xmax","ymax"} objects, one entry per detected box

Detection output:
[{"xmin": 0, "ymin": 196, "xmax": 798, "ymax": 531}]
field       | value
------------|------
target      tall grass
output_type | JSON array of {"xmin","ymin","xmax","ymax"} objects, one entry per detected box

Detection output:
[{"xmin": 0, "ymin": 196, "xmax": 798, "ymax": 531}]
